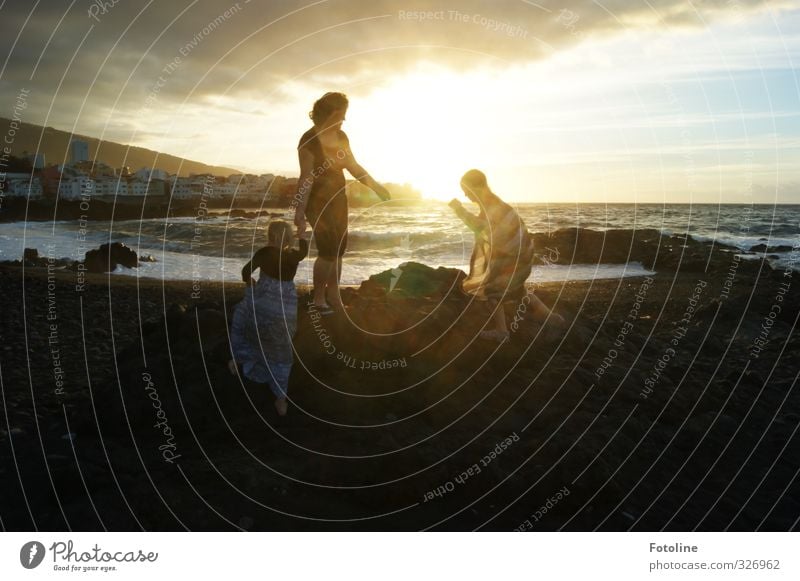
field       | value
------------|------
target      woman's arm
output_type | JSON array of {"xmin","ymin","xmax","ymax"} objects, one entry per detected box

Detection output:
[
  {"xmin": 294, "ymin": 147, "xmax": 316, "ymax": 234},
  {"xmin": 341, "ymin": 133, "xmax": 391, "ymax": 201}
]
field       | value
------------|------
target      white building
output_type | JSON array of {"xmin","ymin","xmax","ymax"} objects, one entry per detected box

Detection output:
[
  {"xmin": 4, "ymin": 174, "xmax": 43, "ymax": 198},
  {"xmin": 170, "ymin": 178, "xmax": 195, "ymax": 199},
  {"xmin": 69, "ymin": 139, "xmax": 89, "ymax": 164},
  {"xmin": 127, "ymin": 178, "xmax": 165, "ymax": 196},
  {"xmin": 93, "ymin": 178, "xmax": 128, "ymax": 196},
  {"xmin": 216, "ymin": 182, "xmax": 237, "ymax": 196},
  {"xmin": 26, "ymin": 153, "xmax": 46, "ymax": 169},
  {"xmin": 58, "ymin": 176, "xmax": 94, "ymax": 200},
  {"xmin": 129, "ymin": 179, "xmax": 149, "ymax": 196},
  {"xmin": 170, "ymin": 175, "xmax": 210, "ymax": 199},
  {"xmin": 134, "ymin": 167, "xmax": 168, "ymax": 182}
]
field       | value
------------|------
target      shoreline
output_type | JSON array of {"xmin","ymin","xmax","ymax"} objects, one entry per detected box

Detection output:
[{"xmin": 5, "ymin": 198, "xmax": 800, "ymax": 224}]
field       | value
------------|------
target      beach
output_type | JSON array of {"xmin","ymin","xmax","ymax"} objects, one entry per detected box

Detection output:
[{"xmin": 1, "ymin": 244, "xmax": 798, "ymax": 531}]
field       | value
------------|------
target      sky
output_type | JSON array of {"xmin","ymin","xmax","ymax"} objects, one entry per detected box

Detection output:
[{"xmin": 1, "ymin": 0, "xmax": 799, "ymax": 203}]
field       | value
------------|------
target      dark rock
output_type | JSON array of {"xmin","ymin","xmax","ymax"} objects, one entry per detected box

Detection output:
[
  {"xmin": 229, "ymin": 209, "xmax": 256, "ymax": 218},
  {"xmin": 7, "ymin": 427, "xmax": 27, "ymax": 439},
  {"xmin": 23, "ymin": 248, "xmax": 39, "ymax": 263},
  {"xmin": 83, "ymin": 242, "xmax": 139, "ymax": 273},
  {"xmin": 526, "ymin": 227, "xmax": 742, "ymax": 272},
  {"xmin": 360, "ymin": 261, "xmax": 466, "ymax": 299},
  {"xmin": 750, "ymin": 244, "xmax": 792, "ymax": 253},
  {"xmin": 166, "ymin": 303, "xmax": 187, "ymax": 326},
  {"xmin": 20, "ymin": 247, "xmax": 51, "ymax": 267}
]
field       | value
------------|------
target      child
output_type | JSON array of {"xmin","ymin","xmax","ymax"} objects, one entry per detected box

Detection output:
[
  {"xmin": 450, "ymin": 169, "xmax": 564, "ymax": 343},
  {"xmin": 228, "ymin": 220, "xmax": 308, "ymax": 416}
]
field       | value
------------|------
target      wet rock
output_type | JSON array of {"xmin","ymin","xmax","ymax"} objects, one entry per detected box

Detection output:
[
  {"xmin": 84, "ymin": 242, "xmax": 139, "ymax": 273},
  {"xmin": 23, "ymin": 248, "xmax": 39, "ymax": 264},
  {"xmin": 750, "ymin": 244, "xmax": 793, "ymax": 253}
]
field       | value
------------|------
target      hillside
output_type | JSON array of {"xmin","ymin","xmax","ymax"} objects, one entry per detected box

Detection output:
[{"xmin": 1, "ymin": 117, "xmax": 240, "ymax": 177}]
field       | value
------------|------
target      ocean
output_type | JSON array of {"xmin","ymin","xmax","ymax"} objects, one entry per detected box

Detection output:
[{"xmin": 1, "ymin": 203, "xmax": 798, "ymax": 285}]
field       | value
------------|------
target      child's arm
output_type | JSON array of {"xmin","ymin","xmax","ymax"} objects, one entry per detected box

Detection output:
[
  {"xmin": 295, "ymin": 237, "xmax": 309, "ymax": 261},
  {"xmin": 241, "ymin": 249, "xmax": 263, "ymax": 284},
  {"xmin": 241, "ymin": 259, "xmax": 254, "ymax": 284},
  {"xmin": 449, "ymin": 199, "xmax": 487, "ymax": 233}
]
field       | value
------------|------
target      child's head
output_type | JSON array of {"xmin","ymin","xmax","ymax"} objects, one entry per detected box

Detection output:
[
  {"xmin": 267, "ymin": 220, "xmax": 294, "ymax": 248},
  {"xmin": 460, "ymin": 169, "xmax": 499, "ymax": 209}
]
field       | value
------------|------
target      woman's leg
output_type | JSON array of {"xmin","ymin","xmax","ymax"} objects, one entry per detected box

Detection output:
[
  {"xmin": 326, "ymin": 255, "xmax": 344, "ymax": 310},
  {"xmin": 313, "ymin": 256, "xmax": 333, "ymax": 306}
]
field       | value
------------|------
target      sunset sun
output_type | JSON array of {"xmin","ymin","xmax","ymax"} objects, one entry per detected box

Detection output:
[{"xmin": 343, "ymin": 67, "xmax": 501, "ymax": 202}]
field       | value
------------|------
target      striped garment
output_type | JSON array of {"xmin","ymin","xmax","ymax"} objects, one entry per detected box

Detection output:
[{"xmin": 455, "ymin": 198, "xmax": 534, "ymax": 302}]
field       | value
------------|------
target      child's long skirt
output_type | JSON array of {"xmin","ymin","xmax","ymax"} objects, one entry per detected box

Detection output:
[{"xmin": 230, "ymin": 275, "xmax": 297, "ymax": 398}]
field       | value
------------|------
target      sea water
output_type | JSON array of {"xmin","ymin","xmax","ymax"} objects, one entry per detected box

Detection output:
[{"xmin": 1, "ymin": 203, "xmax": 798, "ymax": 284}]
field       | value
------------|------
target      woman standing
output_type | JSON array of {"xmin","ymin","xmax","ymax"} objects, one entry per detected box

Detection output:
[
  {"xmin": 293, "ymin": 92, "xmax": 391, "ymax": 315},
  {"xmin": 450, "ymin": 169, "xmax": 563, "ymax": 343}
]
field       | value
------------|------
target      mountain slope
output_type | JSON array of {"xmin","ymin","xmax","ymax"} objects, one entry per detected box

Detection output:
[{"xmin": 1, "ymin": 117, "xmax": 240, "ymax": 177}]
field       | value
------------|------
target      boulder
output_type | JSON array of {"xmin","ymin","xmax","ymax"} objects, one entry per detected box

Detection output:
[
  {"xmin": 23, "ymin": 248, "xmax": 39, "ymax": 264},
  {"xmin": 749, "ymin": 243, "xmax": 793, "ymax": 253},
  {"xmin": 84, "ymin": 242, "xmax": 138, "ymax": 273},
  {"xmin": 359, "ymin": 261, "xmax": 466, "ymax": 299}
]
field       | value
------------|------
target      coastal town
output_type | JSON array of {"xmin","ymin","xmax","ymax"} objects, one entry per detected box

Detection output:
[{"xmin": 0, "ymin": 138, "xmax": 420, "ymax": 210}]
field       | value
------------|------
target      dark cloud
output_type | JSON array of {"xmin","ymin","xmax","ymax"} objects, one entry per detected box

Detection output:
[{"xmin": 0, "ymin": 0, "xmax": 784, "ymax": 140}]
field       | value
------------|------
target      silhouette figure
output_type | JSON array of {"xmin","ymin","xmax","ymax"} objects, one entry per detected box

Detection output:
[
  {"xmin": 294, "ymin": 92, "xmax": 390, "ymax": 315},
  {"xmin": 450, "ymin": 169, "xmax": 563, "ymax": 342},
  {"xmin": 228, "ymin": 220, "xmax": 309, "ymax": 416}
]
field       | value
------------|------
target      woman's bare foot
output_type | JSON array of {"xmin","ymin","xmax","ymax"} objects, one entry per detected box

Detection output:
[
  {"xmin": 227, "ymin": 359, "xmax": 238, "ymax": 376},
  {"xmin": 311, "ymin": 301, "xmax": 335, "ymax": 316},
  {"xmin": 326, "ymin": 291, "xmax": 345, "ymax": 312},
  {"xmin": 274, "ymin": 397, "xmax": 288, "ymax": 416}
]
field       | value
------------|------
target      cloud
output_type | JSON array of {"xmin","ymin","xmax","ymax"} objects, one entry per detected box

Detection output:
[{"xmin": 0, "ymin": 0, "xmax": 791, "ymax": 141}]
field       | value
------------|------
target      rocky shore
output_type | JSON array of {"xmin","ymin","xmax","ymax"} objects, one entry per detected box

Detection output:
[
  {"xmin": 0, "ymin": 197, "xmax": 290, "ymax": 223},
  {"xmin": 0, "ymin": 244, "xmax": 798, "ymax": 531}
]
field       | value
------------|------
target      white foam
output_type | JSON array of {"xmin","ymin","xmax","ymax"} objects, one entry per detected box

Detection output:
[{"xmin": 690, "ymin": 232, "xmax": 799, "ymax": 251}]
